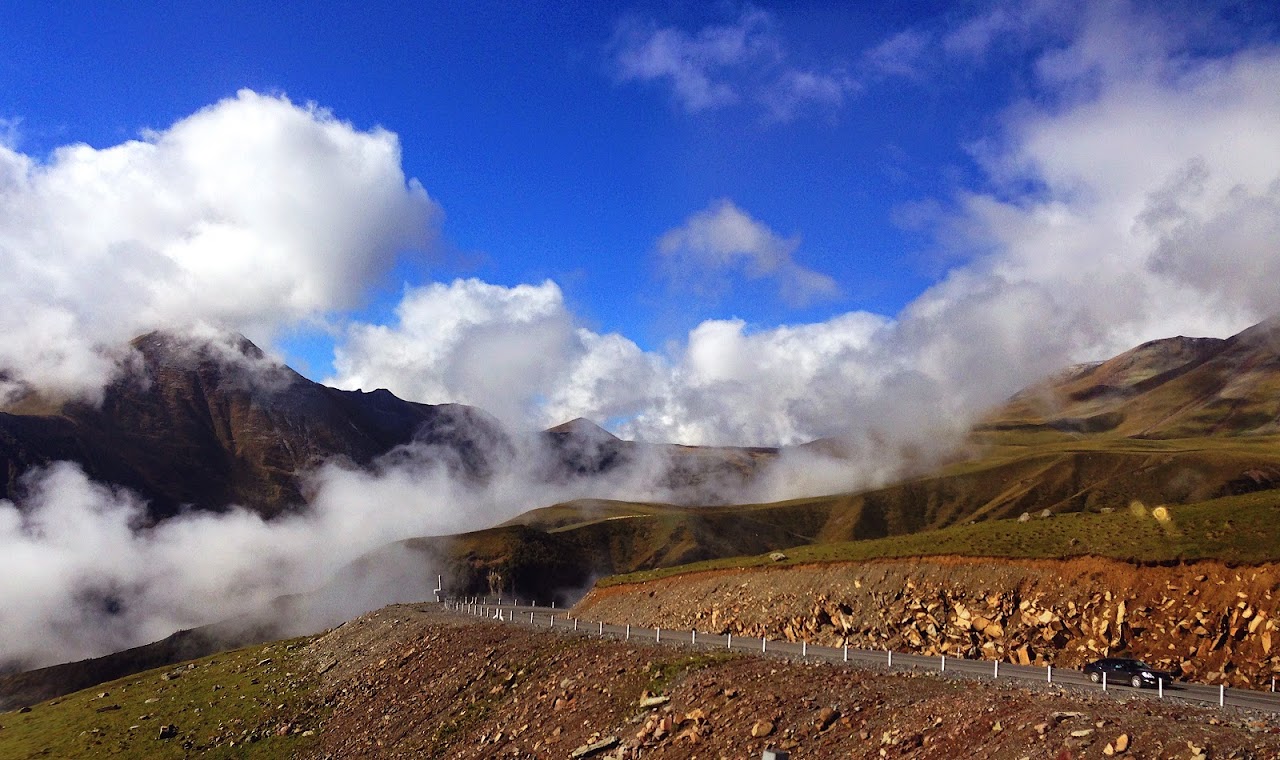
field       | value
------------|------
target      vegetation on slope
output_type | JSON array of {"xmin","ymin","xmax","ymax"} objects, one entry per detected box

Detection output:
[{"xmin": 0, "ymin": 638, "xmax": 322, "ymax": 759}]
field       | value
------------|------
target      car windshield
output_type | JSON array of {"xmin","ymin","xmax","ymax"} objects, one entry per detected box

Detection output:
[{"xmin": 1130, "ymin": 661, "xmax": 1152, "ymax": 669}]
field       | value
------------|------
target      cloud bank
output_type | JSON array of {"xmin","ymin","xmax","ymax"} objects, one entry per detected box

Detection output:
[
  {"xmin": 0, "ymin": 89, "xmax": 437, "ymax": 404},
  {"xmin": 335, "ymin": 3, "xmax": 1280, "ymax": 452}
]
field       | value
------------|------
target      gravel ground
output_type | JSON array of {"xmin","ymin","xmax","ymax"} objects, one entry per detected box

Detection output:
[{"xmin": 295, "ymin": 604, "xmax": 1280, "ymax": 759}]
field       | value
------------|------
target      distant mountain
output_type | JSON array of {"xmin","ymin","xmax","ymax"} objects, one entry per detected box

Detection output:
[
  {"xmin": 0, "ymin": 331, "xmax": 510, "ymax": 519},
  {"xmin": 0, "ymin": 332, "xmax": 782, "ymax": 520},
  {"xmin": 981, "ymin": 317, "xmax": 1280, "ymax": 438}
]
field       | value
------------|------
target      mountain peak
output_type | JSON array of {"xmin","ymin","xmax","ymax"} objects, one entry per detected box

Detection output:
[{"xmin": 545, "ymin": 417, "xmax": 620, "ymax": 441}]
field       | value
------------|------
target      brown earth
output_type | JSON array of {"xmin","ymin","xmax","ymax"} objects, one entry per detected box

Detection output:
[
  {"xmin": 574, "ymin": 556, "xmax": 1280, "ymax": 690},
  {"xmin": 295, "ymin": 604, "xmax": 1280, "ymax": 758}
]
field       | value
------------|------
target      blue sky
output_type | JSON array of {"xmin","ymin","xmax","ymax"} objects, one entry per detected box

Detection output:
[
  {"xmin": 4, "ymin": 1, "xmax": 1280, "ymax": 444},
  {"xmin": 4, "ymin": 2, "xmax": 999, "ymax": 349}
]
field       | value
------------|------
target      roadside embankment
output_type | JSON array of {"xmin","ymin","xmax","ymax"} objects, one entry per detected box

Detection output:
[{"xmin": 574, "ymin": 556, "xmax": 1280, "ymax": 689}]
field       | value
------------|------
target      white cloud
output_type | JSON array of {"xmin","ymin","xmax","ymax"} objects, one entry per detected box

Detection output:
[
  {"xmin": 864, "ymin": 29, "xmax": 932, "ymax": 78},
  {"xmin": 338, "ymin": 5, "xmax": 1280, "ymax": 460},
  {"xmin": 610, "ymin": 7, "xmax": 856, "ymax": 120},
  {"xmin": 657, "ymin": 199, "xmax": 839, "ymax": 305},
  {"xmin": 0, "ymin": 89, "xmax": 438, "ymax": 404}
]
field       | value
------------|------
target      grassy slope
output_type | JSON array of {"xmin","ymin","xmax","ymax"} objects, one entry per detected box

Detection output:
[
  {"xmin": 0, "ymin": 638, "xmax": 322, "ymax": 759},
  {"xmin": 599, "ymin": 487, "xmax": 1280, "ymax": 586}
]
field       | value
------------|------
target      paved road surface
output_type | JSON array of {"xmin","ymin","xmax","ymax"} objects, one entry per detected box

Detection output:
[{"xmin": 444, "ymin": 597, "xmax": 1280, "ymax": 715}]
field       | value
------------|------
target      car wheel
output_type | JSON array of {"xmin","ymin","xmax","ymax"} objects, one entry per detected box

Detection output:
[
  {"xmin": 1131, "ymin": 676, "xmax": 1143, "ymax": 689},
  {"xmin": 1089, "ymin": 672, "xmax": 1100, "ymax": 683}
]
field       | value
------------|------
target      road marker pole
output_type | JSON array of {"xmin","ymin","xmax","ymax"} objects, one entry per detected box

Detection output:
[
  {"xmin": 626, "ymin": 624, "xmax": 630, "ymax": 640},
  {"xmin": 763, "ymin": 637, "xmax": 767, "ymax": 653},
  {"xmin": 727, "ymin": 633, "xmax": 732, "ymax": 649},
  {"xmin": 574, "ymin": 618, "xmax": 578, "ymax": 631},
  {"xmin": 1102, "ymin": 672, "xmax": 1107, "ymax": 691},
  {"xmin": 1047, "ymin": 665, "xmax": 1052, "ymax": 684},
  {"xmin": 692, "ymin": 630, "xmax": 696, "ymax": 645},
  {"xmin": 1158, "ymin": 678, "xmax": 1163, "ymax": 699},
  {"xmin": 887, "ymin": 650, "xmax": 892, "ymax": 668},
  {"xmin": 1220, "ymin": 684, "xmax": 1225, "ymax": 707},
  {"xmin": 802, "ymin": 641, "xmax": 807, "ymax": 658},
  {"xmin": 529, "ymin": 612, "xmax": 534, "ymax": 624},
  {"xmin": 941, "ymin": 655, "xmax": 946, "ymax": 673},
  {"xmin": 599, "ymin": 621, "xmax": 603, "ymax": 635},
  {"xmin": 994, "ymin": 661, "xmax": 999, "ymax": 678},
  {"xmin": 550, "ymin": 615, "xmax": 555, "ymax": 628},
  {"xmin": 657, "ymin": 627, "xmax": 661, "ymax": 643},
  {"xmin": 844, "ymin": 645, "xmax": 848, "ymax": 662}
]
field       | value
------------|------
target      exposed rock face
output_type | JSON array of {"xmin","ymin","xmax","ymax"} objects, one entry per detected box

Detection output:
[
  {"xmin": 575, "ymin": 557, "xmax": 1280, "ymax": 689},
  {"xmin": 0, "ymin": 331, "xmax": 511, "ymax": 519}
]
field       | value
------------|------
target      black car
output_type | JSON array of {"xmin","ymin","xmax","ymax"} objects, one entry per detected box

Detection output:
[{"xmin": 1083, "ymin": 657, "xmax": 1175, "ymax": 688}]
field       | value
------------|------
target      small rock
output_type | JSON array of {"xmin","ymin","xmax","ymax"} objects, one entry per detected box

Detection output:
[
  {"xmin": 639, "ymin": 694, "xmax": 670, "ymax": 708},
  {"xmin": 1114, "ymin": 733, "xmax": 1129, "ymax": 752},
  {"xmin": 569, "ymin": 736, "xmax": 618, "ymax": 758},
  {"xmin": 1070, "ymin": 729, "xmax": 1094, "ymax": 738},
  {"xmin": 751, "ymin": 720, "xmax": 775, "ymax": 738},
  {"xmin": 816, "ymin": 706, "xmax": 840, "ymax": 731},
  {"xmin": 991, "ymin": 720, "xmax": 1003, "ymax": 733},
  {"xmin": 770, "ymin": 552, "xmax": 788, "ymax": 562}
]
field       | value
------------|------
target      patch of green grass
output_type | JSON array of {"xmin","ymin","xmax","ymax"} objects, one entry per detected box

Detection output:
[
  {"xmin": 643, "ymin": 652, "xmax": 738, "ymax": 696},
  {"xmin": 600, "ymin": 490, "xmax": 1280, "ymax": 586},
  {"xmin": 0, "ymin": 638, "xmax": 323, "ymax": 759}
]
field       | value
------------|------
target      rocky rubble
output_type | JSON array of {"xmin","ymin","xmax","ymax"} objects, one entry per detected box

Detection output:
[
  {"xmin": 575, "ymin": 556, "xmax": 1280, "ymax": 689},
  {"xmin": 294, "ymin": 604, "xmax": 1280, "ymax": 758}
]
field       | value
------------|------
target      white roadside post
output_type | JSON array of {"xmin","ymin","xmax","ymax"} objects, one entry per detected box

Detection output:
[
  {"xmin": 692, "ymin": 630, "xmax": 696, "ymax": 645},
  {"xmin": 941, "ymin": 655, "xmax": 946, "ymax": 673},
  {"xmin": 1102, "ymin": 672, "xmax": 1107, "ymax": 691},
  {"xmin": 626, "ymin": 624, "xmax": 630, "ymax": 641},
  {"xmin": 802, "ymin": 641, "xmax": 807, "ymax": 658},
  {"xmin": 1158, "ymin": 678, "xmax": 1163, "ymax": 699},
  {"xmin": 1220, "ymin": 684, "xmax": 1225, "ymax": 707},
  {"xmin": 887, "ymin": 650, "xmax": 893, "ymax": 668},
  {"xmin": 727, "ymin": 633, "xmax": 732, "ymax": 650},
  {"xmin": 1047, "ymin": 665, "xmax": 1052, "ymax": 684},
  {"xmin": 844, "ymin": 645, "xmax": 848, "ymax": 662},
  {"xmin": 656, "ymin": 627, "xmax": 661, "ymax": 643},
  {"xmin": 598, "ymin": 621, "xmax": 603, "ymax": 635},
  {"xmin": 994, "ymin": 661, "xmax": 999, "ymax": 678},
  {"xmin": 763, "ymin": 637, "xmax": 767, "ymax": 653}
]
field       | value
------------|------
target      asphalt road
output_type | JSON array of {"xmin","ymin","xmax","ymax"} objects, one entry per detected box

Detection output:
[{"xmin": 444, "ymin": 597, "xmax": 1280, "ymax": 715}]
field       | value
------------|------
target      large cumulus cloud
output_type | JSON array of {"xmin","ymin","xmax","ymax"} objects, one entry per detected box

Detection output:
[
  {"xmin": 334, "ymin": 4, "xmax": 1280, "ymax": 452},
  {"xmin": 0, "ymin": 88, "xmax": 438, "ymax": 404}
]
